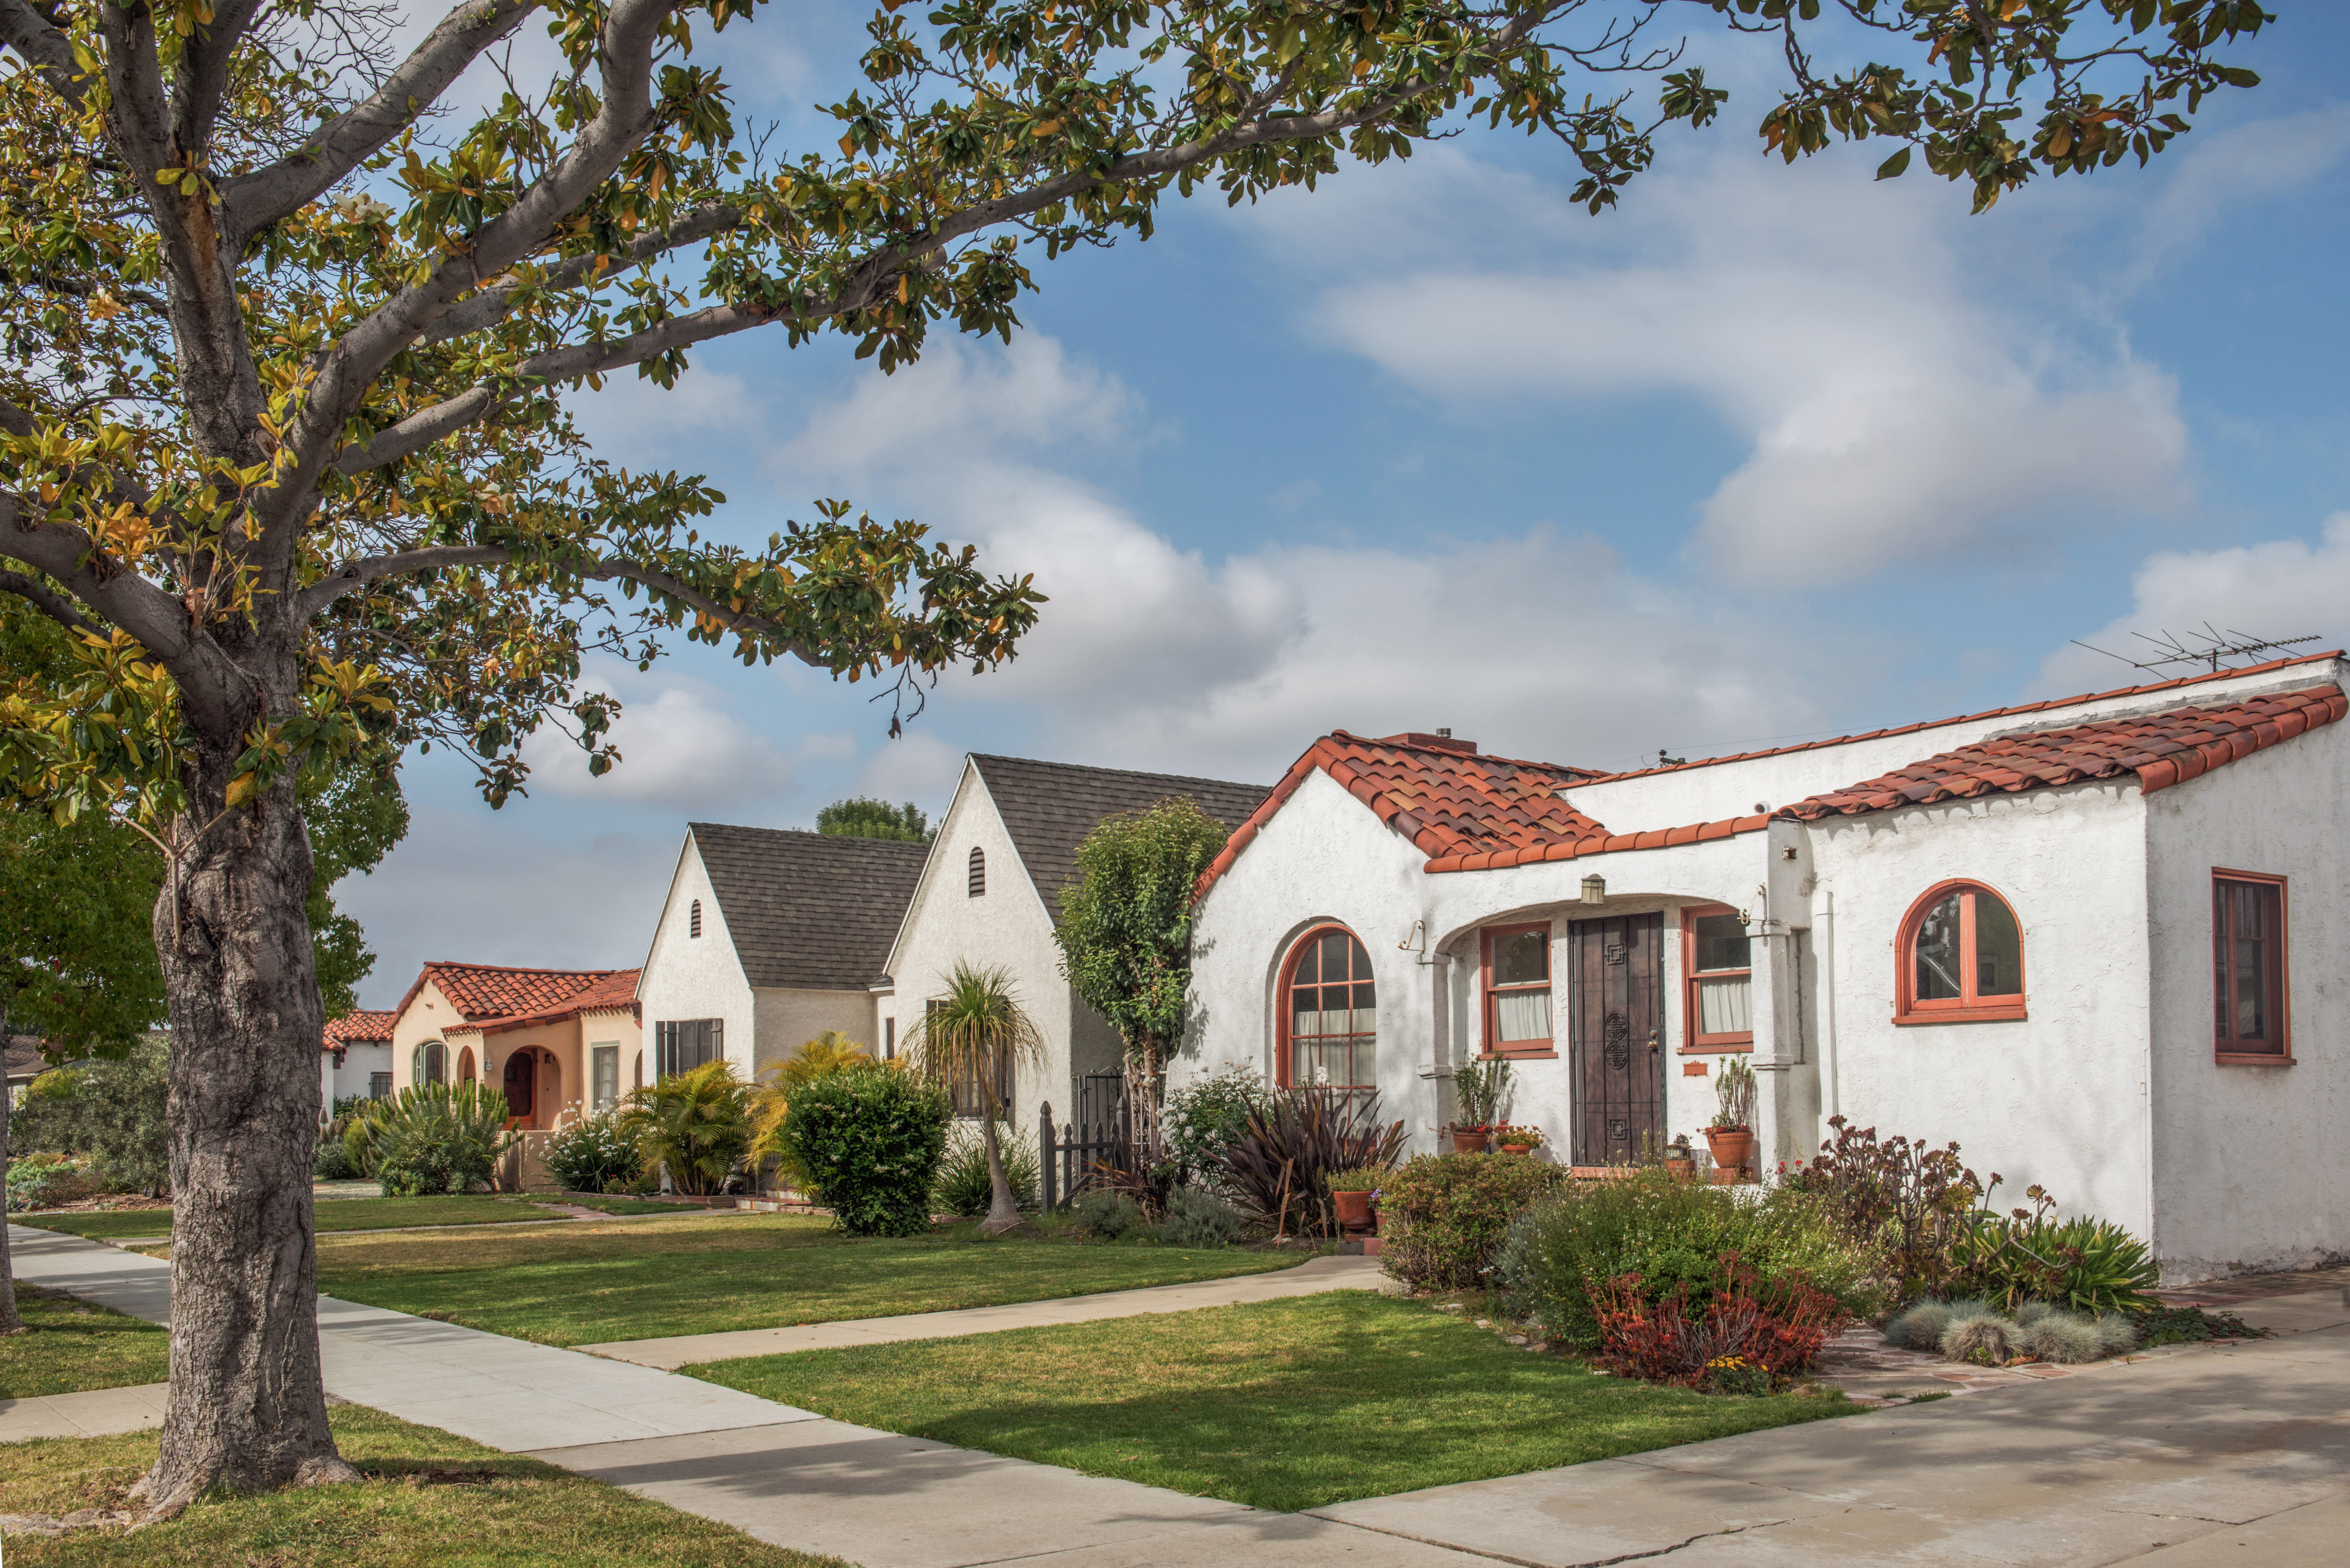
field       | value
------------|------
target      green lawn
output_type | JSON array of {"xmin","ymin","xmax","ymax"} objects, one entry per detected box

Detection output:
[
  {"xmin": 0, "ymin": 1405, "xmax": 847, "ymax": 1567},
  {"xmin": 0, "ymin": 1283, "xmax": 170, "ymax": 1398},
  {"xmin": 687, "ymin": 1292, "xmax": 1856, "ymax": 1512},
  {"xmin": 16, "ymin": 1195, "xmax": 577, "ymax": 1240},
  {"xmin": 314, "ymin": 1213, "xmax": 1299, "ymax": 1346}
]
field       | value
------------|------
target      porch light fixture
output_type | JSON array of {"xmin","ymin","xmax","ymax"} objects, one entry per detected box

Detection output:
[{"xmin": 1581, "ymin": 874, "xmax": 1606, "ymax": 905}]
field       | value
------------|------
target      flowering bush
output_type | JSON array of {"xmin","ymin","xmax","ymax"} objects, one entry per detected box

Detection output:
[
  {"xmin": 1489, "ymin": 1124, "xmax": 1545, "ymax": 1149},
  {"xmin": 1379, "ymin": 1151, "xmax": 1563, "ymax": 1290},
  {"xmin": 4, "ymin": 1152, "xmax": 94, "ymax": 1211},
  {"xmin": 545, "ymin": 1112, "xmax": 650, "ymax": 1195},
  {"xmin": 1779, "ymin": 1115, "xmax": 1990, "ymax": 1303},
  {"xmin": 1592, "ymin": 1251, "xmax": 1849, "ymax": 1388}
]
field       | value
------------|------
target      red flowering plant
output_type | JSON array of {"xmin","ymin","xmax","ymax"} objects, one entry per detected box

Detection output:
[{"xmin": 1590, "ymin": 1251, "xmax": 1850, "ymax": 1391}]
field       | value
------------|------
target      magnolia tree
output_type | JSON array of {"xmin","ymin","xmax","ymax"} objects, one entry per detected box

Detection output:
[{"xmin": 0, "ymin": 0, "xmax": 2266, "ymax": 1519}]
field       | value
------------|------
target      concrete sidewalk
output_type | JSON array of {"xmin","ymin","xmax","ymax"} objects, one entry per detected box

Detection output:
[
  {"xmin": 586, "ymin": 1253, "xmax": 1396, "ymax": 1368},
  {"xmin": 0, "ymin": 1382, "xmax": 168, "ymax": 1441}
]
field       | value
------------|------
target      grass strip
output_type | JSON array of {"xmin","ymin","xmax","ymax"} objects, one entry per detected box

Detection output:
[
  {"xmin": 15, "ymin": 1195, "xmax": 576, "ymax": 1241},
  {"xmin": 687, "ymin": 1291, "xmax": 1855, "ymax": 1513},
  {"xmin": 0, "ymin": 1284, "xmax": 170, "ymax": 1399},
  {"xmin": 0, "ymin": 1404, "xmax": 848, "ymax": 1566},
  {"xmin": 314, "ymin": 1213, "xmax": 1297, "ymax": 1346}
]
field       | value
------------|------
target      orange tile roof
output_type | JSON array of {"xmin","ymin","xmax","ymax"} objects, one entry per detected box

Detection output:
[
  {"xmin": 322, "ymin": 1009, "xmax": 398, "ymax": 1050},
  {"xmin": 1586, "ymin": 650, "xmax": 2345, "ymax": 783},
  {"xmin": 396, "ymin": 962, "xmax": 638, "ymax": 1037},
  {"xmin": 1780, "ymin": 687, "xmax": 2348, "ymax": 821},
  {"xmin": 1196, "ymin": 732, "xmax": 1603, "ymax": 897}
]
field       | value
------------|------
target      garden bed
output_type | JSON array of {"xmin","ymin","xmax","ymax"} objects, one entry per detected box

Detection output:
[
  {"xmin": 686, "ymin": 1292, "xmax": 1854, "ymax": 1512},
  {"xmin": 0, "ymin": 1405, "xmax": 848, "ymax": 1566}
]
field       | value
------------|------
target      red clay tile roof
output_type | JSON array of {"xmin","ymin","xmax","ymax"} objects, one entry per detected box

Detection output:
[
  {"xmin": 442, "ymin": 969, "xmax": 643, "ymax": 1037},
  {"xmin": 322, "ymin": 1010, "xmax": 398, "ymax": 1050},
  {"xmin": 396, "ymin": 962, "xmax": 633, "ymax": 1029},
  {"xmin": 1586, "ymin": 650, "xmax": 2345, "ymax": 784},
  {"xmin": 1779, "ymin": 688, "xmax": 2349, "ymax": 821},
  {"xmin": 1196, "ymin": 732, "xmax": 1605, "ymax": 896}
]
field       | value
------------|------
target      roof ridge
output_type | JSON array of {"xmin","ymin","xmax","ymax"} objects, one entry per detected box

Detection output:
[
  {"xmin": 1327, "ymin": 729, "xmax": 1600, "ymax": 779},
  {"xmin": 969, "ymin": 752, "xmax": 1269, "ymax": 792}
]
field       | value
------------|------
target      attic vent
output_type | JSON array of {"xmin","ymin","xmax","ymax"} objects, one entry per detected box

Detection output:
[
  {"xmin": 968, "ymin": 846, "xmax": 987, "ymax": 898},
  {"xmin": 689, "ymin": 898, "xmax": 702, "ymax": 938}
]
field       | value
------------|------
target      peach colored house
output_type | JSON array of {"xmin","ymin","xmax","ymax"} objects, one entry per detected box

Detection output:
[{"xmin": 387, "ymin": 962, "xmax": 643, "ymax": 1131}]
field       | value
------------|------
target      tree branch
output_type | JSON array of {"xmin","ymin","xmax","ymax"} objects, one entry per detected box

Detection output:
[
  {"xmin": 0, "ymin": 0, "xmax": 89, "ymax": 108},
  {"xmin": 0, "ymin": 569, "xmax": 100, "ymax": 635},
  {"xmin": 421, "ymin": 201, "xmax": 745, "ymax": 345},
  {"xmin": 220, "ymin": 0, "xmax": 542, "ymax": 248},
  {"xmin": 0, "ymin": 502, "xmax": 192, "ymax": 661}
]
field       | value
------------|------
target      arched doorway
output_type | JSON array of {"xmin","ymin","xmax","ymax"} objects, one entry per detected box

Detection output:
[
  {"xmin": 503, "ymin": 1049, "xmax": 536, "ymax": 1123},
  {"xmin": 457, "ymin": 1046, "xmax": 477, "ymax": 1084}
]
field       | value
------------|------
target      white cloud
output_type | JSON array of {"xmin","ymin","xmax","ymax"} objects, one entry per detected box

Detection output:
[
  {"xmin": 1240, "ymin": 145, "xmax": 2189, "ymax": 585},
  {"xmin": 519, "ymin": 660, "xmax": 791, "ymax": 807},
  {"xmin": 2123, "ymin": 105, "xmax": 2350, "ymax": 289},
  {"xmin": 2036, "ymin": 515, "xmax": 2350, "ymax": 694}
]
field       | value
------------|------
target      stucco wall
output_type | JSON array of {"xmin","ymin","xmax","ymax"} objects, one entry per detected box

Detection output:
[
  {"xmin": 752, "ymin": 988, "xmax": 879, "ymax": 1075},
  {"xmin": 327, "ymin": 1041, "xmax": 393, "ymax": 1104},
  {"xmin": 1565, "ymin": 665, "xmax": 2341, "ymax": 837},
  {"xmin": 638, "ymin": 833, "xmax": 757, "ymax": 1082},
  {"xmin": 885, "ymin": 764, "xmax": 1081, "ymax": 1123},
  {"xmin": 2145, "ymin": 723, "xmax": 2350, "ymax": 1281},
  {"xmin": 391, "ymin": 980, "xmax": 458, "ymax": 1094},
  {"xmin": 1803, "ymin": 782, "xmax": 2154, "ymax": 1238}
]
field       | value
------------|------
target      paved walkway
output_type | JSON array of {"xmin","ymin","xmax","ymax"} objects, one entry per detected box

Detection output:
[
  {"xmin": 12, "ymin": 1222, "xmax": 2349, "ymax": 1566},
  {"xmin": 0, "ymin": 1382, "xmax": 168, "ymax": 1440},
  {"xmin": 586, "ymin": 1254, "xmax": 1397, "ymax": 1368}
]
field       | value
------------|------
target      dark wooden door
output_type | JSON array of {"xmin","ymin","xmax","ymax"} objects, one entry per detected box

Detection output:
[
  {"xmin": 1568, "ymin": 912, "xmax": 1664, "ymax": 1166},
  {"xmin": 503, "ymin": 1051, "xmax": 534, "ymax": 1120}
]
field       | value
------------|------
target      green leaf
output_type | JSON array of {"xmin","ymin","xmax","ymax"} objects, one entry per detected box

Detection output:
[{"xmin": 1874, "ymin": 146, "xmax": 1911, "ymax": 180}]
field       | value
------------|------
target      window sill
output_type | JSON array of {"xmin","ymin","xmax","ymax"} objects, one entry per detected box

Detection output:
[
  {"xmin": 1678, "ymin": 1041, "xmax": 1754, "ymax": 1054},
  {"xmin": 1482, "ymin": 1048, "xmax": 1558, "ymax": 1060},
  {"xmin": 1893, "ymin": 1005, "xmax": 2028, "ymax": 1026},
  {"xmin": 2214, "ymin": 1051, "xmax": 2294, "ymax": 1067}
]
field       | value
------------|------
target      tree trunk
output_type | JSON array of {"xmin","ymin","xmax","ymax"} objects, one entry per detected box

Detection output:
[
  {"xmin": 134, "ymin": 722, "xmax": 356, "ymax": 1517},
  {"xmin": 0, "ymin": 998, "xmax": 22, "ymax": 1335},
  {"xmin": 978, "ymin": 1095, "xmax": 1021, "ymax": 1238}
]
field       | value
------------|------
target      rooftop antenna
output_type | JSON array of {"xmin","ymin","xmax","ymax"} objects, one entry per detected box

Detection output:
[
  {"xmin": 2070, "ymin": 623, "xmax": 2322, "ymax": 677},
  {"xmin": 1656, "ymin": 749, "xmax": 1687, "ymax": 767}
]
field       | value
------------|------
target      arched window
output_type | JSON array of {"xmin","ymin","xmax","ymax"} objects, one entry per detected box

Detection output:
[
  {"xmin": 690, "ymin": 898, "xmax": 702, "ymax": 938},
  {"xmin": 968, "ymin": 846, "xmax": 986, "ymax": 897},
  {"xmin": 1896, "ymin": 881, "xmax": 2026, "ymax": 1024},
  {"xmin": 413, "ymin": 1039, "xmax": 447, "ymax": 1085},
  {"xmin": 1279, "ymin": 926, "xmax": 1376, "ymax": 1112}
]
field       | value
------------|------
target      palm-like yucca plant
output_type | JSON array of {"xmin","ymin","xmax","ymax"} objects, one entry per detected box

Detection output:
[
  {"xmin": 618, "ymin": 1060, "xmax": 755, "ymax": 1196},
  {"xmin": 341, "ymin": 1082, "xmax": 518, "ymax": 1195},
  {"xmin": 750, "ymin": 1031, "xmax": 897, "ymax": 1185},
  {"xmin": 907, "ymin": 964, "xmax": 1045, "ymax": 1237}
]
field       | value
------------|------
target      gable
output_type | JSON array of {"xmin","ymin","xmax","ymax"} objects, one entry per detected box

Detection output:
[
  {"xmin": 691, "ymin": 823, "xmax": 929, "ymax": 991},
  {"xmin": 970, "ymin": 755, "xmax": 1270, "ymax": 920}
]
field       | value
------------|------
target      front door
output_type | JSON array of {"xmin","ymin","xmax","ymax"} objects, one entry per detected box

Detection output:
[
  {"xmin": 503, "ymin": 1050, "xmax": 535, "ymax": 1122},
  {"xmin": 1567, "ymin": 912, "xmax": 1664, "ymax": 1166}
]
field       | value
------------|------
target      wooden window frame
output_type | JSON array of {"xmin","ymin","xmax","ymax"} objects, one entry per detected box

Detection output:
[
  {"xmin": 1480, "ymin": 921, "xmax": 1558, "ymax": 1060},
  {"xmin": 1273, "ymin": 923, "xmax": 1380, "ymax": 1098},
  {"xmin": 2212, "ymin": 868, "xmax": 2292, "ymax": 1067},
  {"xmin": 1894, "ymin": 879, "xmax": 2028, "ymax": 1026},
  {"xmin": 1679, "ymin": 903, "xmax": 1754, "ymax": 1052},
  {"xmin": 655, "ymin": 1017, "xmax": 725, "ymax": 1078}
]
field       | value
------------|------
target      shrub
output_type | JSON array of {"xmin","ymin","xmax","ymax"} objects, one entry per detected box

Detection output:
[
  {"xmin": 4, "ymin": 1152, "xmax": 94, "ymax": 1211},
  {"xmin": 1495, "ymin": 1172, "xmax": 1885, "ymax": 1346},
  {"xmin": 1958, "ymin": 1188, "xmax": 2160, "ymax": 1314},
  {"xmin": 777, "ymin": 1068, "xmax": 952, "ymax": 1236},
  {"xmin": 1326, "ymin": 1166, "xmax": 1387, "ymax": 1193},
  {"xmin": 1884, "ymin": 1297, "xmax": 2136, "ymax": 1365},
  {"xmin": 1780, "ymin": 1115, "xmax": 1991, "ymax": 1303},
  {"xmin": 1381, "ymin": 1152, "xmax": 1563, "ymax": 1291},
  {"xmin": 312, "ymin": 1127, "xmax": 360, "ymax": 1180},
  {"xmin": 1155, "ymin": 1187, "xmax": 1250, "ymax": 1247},
  {"xmin": 1218, "ymin": 1085, "xmax": 1405, "ymax": 1237},
  {"xmin": 346, "ymin": 1082, "xmax": 518, "ymax": 1196},
  {"xmin": 1072, "ymin": 1187, "xmax": 1149, "ymax": 1240},
  {"xmin": 620, "ymin": 1060, "xmax": 755, "ymax": 1196},
  {"xmin": 11, "ymin": 1039, "xmax": 171, "ymax": 1197},
  {"xmin": 1162, "ymin": 1063, "xmax": 1266, "ymax": 1179},
  {"xmin": 935, "ymin": 1125, "xmax": 1040, "ymax": 1217},
  {"xmin": 1592, "ymin": 1251, "xmax": 1849, "ymax": 1388},
  {"xmin": 545, "ymin": 1112, "xmax": 648, "ymax": 1195}
]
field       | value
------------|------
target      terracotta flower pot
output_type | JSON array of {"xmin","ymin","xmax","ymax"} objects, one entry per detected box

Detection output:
[
  {"xmin": 1704, "ymin": 1127, "xmax": 1756, "ymax": 1178},
  {"xmin": 1451, "ymin": 1127, "xmax": 1490, "ymax": 1154},
  {"xmin": 1333, "ymin": 1189, "xmax": 1374, "ymax": 1233},
  {"xmin": 1665, "ymin": 1158, "xmax": 1697, "ymax": 1181},
  {"xmin": 1499, "ymin": 1143, "xmax": 1531, "ymax": 1157}
]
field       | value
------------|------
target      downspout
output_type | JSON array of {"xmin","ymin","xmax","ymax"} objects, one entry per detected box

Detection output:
[{"xmin": 1817, "ymin": 890, "xmax": 1838, "ymax": 1124}]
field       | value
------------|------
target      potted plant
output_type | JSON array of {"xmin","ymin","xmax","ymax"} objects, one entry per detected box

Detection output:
[
  {"xmin": 1704, "ymin": 1055, "xmax": 1757, "ymax": 1180},
  {"xmin": 1451, "ymin": 1058, "xmax": 1512, "ymax": 1152},
  {"xmin": 1492, "ymin": 1124, "xmax": 1544, "ymax": 1157},
  {"xmin": 1326, "ymin": 1166, "xmax": 1386, "ymax": 1233}
]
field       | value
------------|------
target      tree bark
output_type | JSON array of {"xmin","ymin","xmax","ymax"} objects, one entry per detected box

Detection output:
[
  {"xmin": 0, "ymin": 998, "xmax": 22, "ymax": 1335},
  {"xmin": 133, "ymin": 689, "xmax": 357, "ymax": 1516},
  {"xmin": 978, "ymin": 1094, "xmax": 1020, "ymax": 1238}
]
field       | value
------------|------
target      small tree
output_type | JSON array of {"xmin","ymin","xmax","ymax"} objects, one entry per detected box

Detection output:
[
  {"xmin": 1056, "ymin": 797, "xmax": 1232, "ymax": 1163},
  {"xmin": 907, "ymin": 964, "xmax": 1044, "ymax": 1237},
  {"xmin": 619, "ymin": 1060, "xmax": 755, "ymax": 1196},
  {"xmin": 816, "ymin": 798, "xmax": 932, "ymax": 842},
  {"xmin": 750, "ymin": 1029, "xmax": 893, "ymax": 1188}
]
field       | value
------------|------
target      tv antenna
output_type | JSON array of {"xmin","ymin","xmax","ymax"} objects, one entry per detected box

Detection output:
[{"xmin": 2070, "ymin": 623, "xmax": 2322, "ymax": 677}]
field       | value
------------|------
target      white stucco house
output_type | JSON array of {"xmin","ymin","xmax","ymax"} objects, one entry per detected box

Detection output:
[
  {"xmin": 320, "ymin": 1009, "xmax": 396, "ymax": 1112},
  {"xmin": 1179, "ymin": 652, "xmax": 2350, "ymax": 1284},
  {"xmin": 637, "ymin": 824, "xmax": 930, "ymax": 1079},
  {"xmin": 880, "ymin": 756, "xmax": 1269, "ymax": 1127}
]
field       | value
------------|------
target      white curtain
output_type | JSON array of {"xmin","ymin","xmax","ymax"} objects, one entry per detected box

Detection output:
[
  {"xmin": 1697, "ymin": 975, "xmax": 1752, "ymax": 1036},
  {"xmin": 1494, "ymin": 989, "xmax": 1551, "ymax": 1044}
]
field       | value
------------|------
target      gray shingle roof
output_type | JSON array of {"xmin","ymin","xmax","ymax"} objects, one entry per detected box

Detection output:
[
  {"xmin": 689, "ymin": 824, "xmax": 931, "ymax": 991},
  {"xmin": 969, "ymin": 756, "xmax": 1270, "ymax": 920}
]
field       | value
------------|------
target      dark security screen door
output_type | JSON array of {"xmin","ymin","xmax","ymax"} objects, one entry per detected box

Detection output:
[{"xmin": 1568, "ymin": 912, "xmax": 1664, "ymax": 1166}]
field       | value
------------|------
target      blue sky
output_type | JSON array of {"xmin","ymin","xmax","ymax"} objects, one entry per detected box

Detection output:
[{"xmin": 340, "ymin": 4, "xmax": 2350, "ymax": 1005}]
